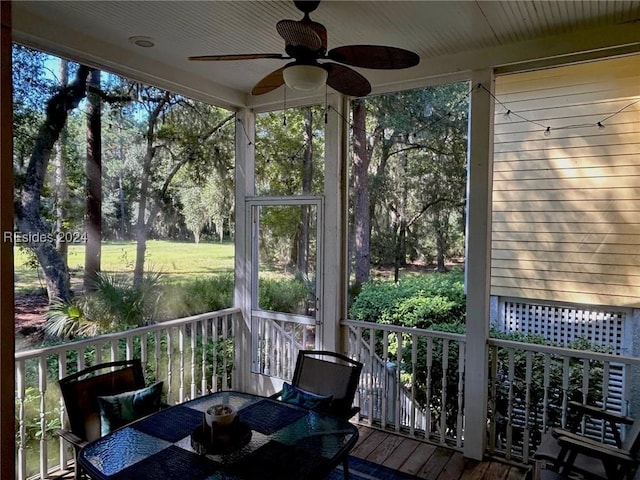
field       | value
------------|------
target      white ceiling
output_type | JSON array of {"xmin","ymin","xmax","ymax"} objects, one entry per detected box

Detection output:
[{"xmin": 11, "ymin": 1, "xmax": 640, "ymax": 109}]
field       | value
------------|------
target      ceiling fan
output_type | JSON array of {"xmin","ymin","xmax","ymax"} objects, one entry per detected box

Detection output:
[{"xmin": 188, "ymin": 0, "xmax": 420, "ymax": 97}]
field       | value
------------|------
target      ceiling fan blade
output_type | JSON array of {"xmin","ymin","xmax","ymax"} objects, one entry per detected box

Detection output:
[
  {"xmin": 276, "ymin": 20, "xmax": 322, "ymax": 50},
  {"xmin": 251, "ymin": 66, "xmax": 287, "ymax": 95},
  {"xmin": 189, "ymin": 53, "xmax": 287, "ymax": 61},
  {"xmin": 325, "ymin": 63, "xmax": 371, "ymax": 97},
  {"xmin": 327, "ymin": 45, "xmax": 420, "ymax": 69}
]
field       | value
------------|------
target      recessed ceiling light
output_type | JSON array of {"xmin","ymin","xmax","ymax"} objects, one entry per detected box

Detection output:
[{"xmin": 129, "ymin": 36, "xmax": 155, "ymax": 48}]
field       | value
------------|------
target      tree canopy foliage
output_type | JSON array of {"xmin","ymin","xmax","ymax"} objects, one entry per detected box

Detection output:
[{"xmin": 14, "ymin": 45, "xmax": 470, "ymax": 315}]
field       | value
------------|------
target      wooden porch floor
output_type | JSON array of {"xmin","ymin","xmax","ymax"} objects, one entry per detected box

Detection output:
[
  {"xmin": 351, "ymin": 424, "xmax": 532, "ymax": 480},
  {"xmin": 37, "ymin": 425, "xmax": 532, "ymax": 480}
]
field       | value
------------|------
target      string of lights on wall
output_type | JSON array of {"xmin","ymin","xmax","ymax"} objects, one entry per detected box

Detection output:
[{"xmin": 476, "ymin": 82, "xmax": 640, "ymax": 137}]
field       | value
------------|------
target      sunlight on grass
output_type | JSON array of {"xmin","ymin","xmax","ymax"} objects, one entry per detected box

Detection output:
[{"xmin": 14, "ymin": 240, "xmax": 235, "ymax": 293}]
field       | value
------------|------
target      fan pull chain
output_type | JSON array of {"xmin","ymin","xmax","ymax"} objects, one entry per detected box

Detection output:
[
  {"xmin": 324, "ymin": 84, "xmax": 328, "ymax": 124},
  {"xmin": 283, "ymin": 87, "xmax": 287, "ymax": 126}
]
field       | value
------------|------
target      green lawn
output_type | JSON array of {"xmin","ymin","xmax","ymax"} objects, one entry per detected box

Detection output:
[{"xmin": 14, "ymin": 240, "xmax": 235, "ymax": 294}]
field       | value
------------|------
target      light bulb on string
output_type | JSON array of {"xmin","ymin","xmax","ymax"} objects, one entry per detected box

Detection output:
[
  {"xmin": 544, "ymin": 127, "xmax": 551, "ymax": 137},
  {"xmin": 423, "ymin": 103, "xmax": 434, "ymax": 118},
  {"xmin": 503, "ymin": 109, "xmax": 511, "ymax": 119},
  {"xmin": 597, "ymin": 122, "xmax": 605, "ymax": 130}
]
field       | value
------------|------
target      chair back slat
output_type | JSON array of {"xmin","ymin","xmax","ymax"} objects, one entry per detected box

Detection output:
[{"xmin": 59, "ymin": 359, "xmax": 145, "ymax": 442}]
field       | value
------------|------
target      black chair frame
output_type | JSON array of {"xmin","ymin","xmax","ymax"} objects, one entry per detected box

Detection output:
[
  {"xmin": 58, "ymin": 359, "xmax": 146, "ymax": 479},
  {"xmin": 272, "ymin": 350, "xmax": 363, "ymax": 480}
]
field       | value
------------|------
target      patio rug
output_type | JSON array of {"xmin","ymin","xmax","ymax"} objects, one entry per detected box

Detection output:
[{"xmin": 325, "ymin": 456, "xmax": 420, "ymax": 480}]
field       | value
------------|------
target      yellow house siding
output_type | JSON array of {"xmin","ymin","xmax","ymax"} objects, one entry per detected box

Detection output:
[{"xmin": 491, "ymin": 55, "xmax": 640, "ymax": 308}]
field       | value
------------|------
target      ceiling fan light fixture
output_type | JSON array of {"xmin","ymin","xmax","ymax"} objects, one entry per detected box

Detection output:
[{"xmin": 283, "ymin": 64, "xmax": 328, "ymax": 91}]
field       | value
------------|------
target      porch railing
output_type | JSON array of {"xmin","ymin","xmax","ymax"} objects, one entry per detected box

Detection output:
[
  {"xmin": 487, "ymin": 338, "xmax": 640, "ymax": 464},
  {"xmin": 17, "ymin": 309, "xmax": 638, "ymax": 479},
  {"xmin": 250, "ymin": 310, "xmax": 315, "ymax": 378},
  {"xmin": 14, "ymin": 308, "xmax": 241, "ymax": 480},
  {"xmin": 343, "ymin": 319, "xmax": 467, "ymax": 450}
]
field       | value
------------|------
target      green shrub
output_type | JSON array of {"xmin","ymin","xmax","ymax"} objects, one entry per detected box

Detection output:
[
  {"xmin": 349, "ymin": 270, "xmax": 465, "ymax": 328},
  {"xmin": 259, "ymin": 277, "xmax": 311, "ymax": 314},
  {"xmin": 44, "ymin": 272, "xmax": 310, "ymax": 339},
  {"xmin": 160, "ymin": 274, "xmax": 234, "ymax": 319}
]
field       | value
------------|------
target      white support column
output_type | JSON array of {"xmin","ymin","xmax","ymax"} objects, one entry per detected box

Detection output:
[
  {"xmin": 321, "ymin": 94, "xmax": 348, "ymax": 353},
  {"xmin": 234, "ymin": 107, "xmax": 255, "ymax": 392},
  {"xmin": 463, "ymin": 70, "xmax": 495, "ymax": 460}
]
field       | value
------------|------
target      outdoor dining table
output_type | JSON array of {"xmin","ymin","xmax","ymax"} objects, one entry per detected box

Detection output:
[{"xmin": 78, "ymin": 390, "xmax": 359, "ymax": 480}]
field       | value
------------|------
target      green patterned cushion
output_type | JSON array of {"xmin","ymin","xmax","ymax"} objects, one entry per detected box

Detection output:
[
  {"xmin": 97, "ymin": 381, "xmax": 163, "ymax": 436},
  {"xmin": 280, "ymin": 382, "xmax": 332, "ymax": 411}
]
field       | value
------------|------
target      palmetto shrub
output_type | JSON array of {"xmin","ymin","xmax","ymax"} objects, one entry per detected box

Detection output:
[{"xmin": 45, "ymin": 271, "xmax": 164, "ymax": 339}]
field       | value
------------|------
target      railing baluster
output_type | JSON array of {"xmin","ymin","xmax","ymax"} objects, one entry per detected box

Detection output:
[
  {"xmin": 355, "ymin": 325, "xmax": 363, "ymax": 421},
  {"xmin": 440, "ymin": 339, "xmax": 449, "ymax": 446},
  {"xmin": 456, "ymin": 341, "xmax": 465, "ymax": 449},
  {"xmin": 222, "ymin": 315, "xmax": 230, "ymax": 390},
  {"xmin": 201, "ymin": 320, "xmax": 208, "ymax": 394},
  {"xmin": 275, "ymin": 320, "xmax": 282, "ymax": 378},
  {"xmin": 109, "ymin": 340, "xmax": 117, "ymax": 363},
  {"xmin": 506, "ymin": 348, "xmax": 515, "ymax": 460},
  {"xmin": 77, "ymin": 348, "xmax": 85, "ymax": 372},
  {"xmin": 190, "ymin": 321, "xmax": 197, "ymax": 399},
  {"xmin": 542, "ymin": 353, "xmax": 551, "ymax": 434},
  {"xmin": 523, "ymin": 351, "xmax": 532, "ymax": 463},
  {"xmin": 395, "ymin": 331, "xmax": 402, "ymax": 432},
  {"xmin": 140, "ymin": 332, "xmax": 148, "ymax": 369},
  {"xmin": 59, "ymin": 353, "xmax": 68, "ymax": 471},
  {"xmin": 425, "ymin": 337, "xmax": 433, "ymax": 441},
  {"xmin": 581, "ymin": 358, "xmax": 589, "ymax": 435},
  {"xmin": 166, "ymin": 328, "xmax": 174, "ymax": 404},
  {"xmin": 154, "ymin": 330, "xmax": 161, "ymax": 384},
  {"xmin": 561, "ymin": 356, "xmax": 570, "ymax": 429},
  {"xmin": 381, "ymin": 331, "xmax": 389, "ymax": 429},
  {"xmin": 95, "ymin": 342, "xmax": 102, "ymax": 365},
  {"xmin": 178, "ymin": 325, "xmax": 185, "ymax": 403},
  {"xmin": 601, "ymin": 361, "xmax": 611, "ymax": 440},
  {"xmin": 16, "ymin": 359, "xmax": 26, "ymax": 480},
  {"xmin": 488, "ymin": 345, "xmax": 497, "ymax": 453},
  {"xmin": 229, "ymin": 313, "xmax": 235, "ymax": 389},
  {"xmin": 38, "ymin": 355, "xmax": 48, "ymax": 479},
  {"xmin": 212, "ymin": 319, "xmax": 219, "ymax": 392},
  {"xmin": 410, "ymin": 333, "xmax": 417, "ymax": 437},
  {"xmin": 126, "ymin": 335, "xmax": 133, "ymax": 360},
  {"xmin": 367, "ymin": 327, "xmax": 375, "ymax": 426}
]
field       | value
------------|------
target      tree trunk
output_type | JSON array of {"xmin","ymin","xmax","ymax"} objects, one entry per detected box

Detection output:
[
  {"xmin": 54, "ymin": 59, "xmax": 69, "ymax": 264},
  {"xmin": 393, "ymin": 151, "xmax": 409, "ymax": 282},
  {"xmin": 133, "ymin": 144, "xmax": 153, "ymax": 287},
  {"xmin": 84, "ymin": 68, "xmax": 102, "ymax": 290},
  {"xmin": 296, "ymin": 107, "xmax": 313, "ymax": 276},
  {"xmin": 434, "ymin": 208, "xmax": 448, "ymax": 272},
  {"xmin": 15, "ymin": 64, "xmax": 91, "ymax": 303},
  {"xmin": 352, "ymin": 99, "xmax": 371, "ymax": 289},
  {"xmin": 133, "ymin": 92, "xmax": 169, "ymax": 287},
  {"xmin": 118, "ymin": 171, "xmax": 126, "ymax": 239}
]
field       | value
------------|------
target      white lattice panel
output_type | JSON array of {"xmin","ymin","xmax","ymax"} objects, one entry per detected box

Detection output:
[{"xmin": 502, "ymin": 301, "xmax": 624, "ymax": 354}]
